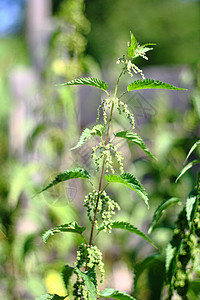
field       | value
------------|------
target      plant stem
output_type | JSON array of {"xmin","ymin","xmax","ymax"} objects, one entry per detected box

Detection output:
[{"xmin": 88, "ymin": 101, "xmax": 115, "ymax": 248}]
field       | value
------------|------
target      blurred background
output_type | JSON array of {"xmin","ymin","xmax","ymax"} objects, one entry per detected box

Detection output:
[{"xmin": 0, "ymin": 0, "xmax": 199, "ymax": 299}]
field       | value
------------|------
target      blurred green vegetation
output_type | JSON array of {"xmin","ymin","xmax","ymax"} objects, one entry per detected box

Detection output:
[
  {"xmin": 0, "ymin": 0, "xmax": 200, "ymax": 299},
  {"xmin": 85, "ymin": 0, "xmax": 200, "ymax": 66}
]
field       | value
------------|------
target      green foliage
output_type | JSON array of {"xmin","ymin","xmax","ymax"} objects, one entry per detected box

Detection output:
[
  {"xmin": 56, "ymin": 77, "xmax": 108, "ymax": 91},
  {"xmin": 42, "ymin": 222, "xmax": 86, "ymax": 243},
  {"xmin": 176, "ymin": 160, "xmax": 200, "ymax": 182},
  {"xmin": 37, "ymin": 168, "xmax": 90, "ymax": 194},
  {"xmin": 127, "ymin": 79, "xmax": 187, "ymax": 92},
  {"xmin": 114, "ymin": 130, "xmax": 155, "ymax": 159},
  {"xmin": 75, "ymin": 268, "xmax": 97, "ymax": 300},
  {"xmin": 62, "ymin": 265, "xmax": 74, "ymax": 290},
  {"xmin": 186, "ymin": 193, "xmax": 198, "ymax": 225},
  {"xmin": 148, "ymin": 197, "xmax": 180, "ymax": 234},
  {"xmin": 71, "ymin": 124, "xmax": 106, "ymax": 150},
  {"xmin": 35, "ymin": 294, "xmax": 66, "ymax": 300},
  {"xmin": 104, "ymin": 173, "xmax": 149, "ymax": 208},
  {"xmin": 99, "ymin": 288, "xmax": 136, "ymax": 300},
  {"xmin": 98, "ymin": 221, "xmax": 157, "ymax": 248}
]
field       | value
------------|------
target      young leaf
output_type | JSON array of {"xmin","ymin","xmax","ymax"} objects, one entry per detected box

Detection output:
[
  {"xmin": 71, "ymin": 124, "xmax": 106, "ymax": 150},
  {"xmin": 42, "ymin": 222, "xmax": 86, "ymax": 243},
  {"xmin": 75, "ymin": 268, "xmax": 97, "ymax": 300},
  {"xmin": 37, "ymin": 168, "xmax": 90, "ymax": 194},
  {"xmin": 127, "ymin": 32, "xmax": 137, "ymax": 57},
  {"xmin": 35, "ymin": 294, "xmax": 66, "ymax": 300},
  {"xmin": 62, "ymin": 265, "xmax": 74, "ymax": 290},
  {"xmin": 56, "ymin": 77, "xmax": 108, "ymax": 91},
  {"xmin": 104, "ymin": 173, "xmax": 149, "ymax": 208},
  {"xmin": 184, "ymin": 140, "xmax": 200, "ymax": 163},
  {"xmin": 127, "ymin": 79, "xmax": 187, "ymax": 92},
  {"xmin": 186, "ymin": 193, "xmax": 198, "ymax": 225},
  {"xmin": 148, "ymin": 197, "xmax": 181, "ymax": 234},
  {"xmin": 114, "ymin": 131, "xmax": 155, "ymax": 159},
  {"xmin": 176, "ymin": 160, "xmax": 200, "ymax": 182},
  {"xmin": 98, "ymin": 221, "xmax": 157, "ymax": 248},
  {"xmin": 100, "ymin": 288, "xmax": 136, "ymax": 300}
]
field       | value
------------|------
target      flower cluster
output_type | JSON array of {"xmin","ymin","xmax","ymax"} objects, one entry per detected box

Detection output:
[
  {"xmin": 73, "ymin": 274, "xmax": 89, "ymax": 300},
  {"xmin": 75, "ymin": 243, "xmax": 105, "ymax": 282},
  {"xmin": 116, "ymin": 55, "xmax": 145, "ymax": 80},
  {"xmin": 100, "ymin": 191, "xmax": 120, "ymax": 232},
  {"xmin": 84, "ymin": 190, "xmax": 120, "ymax": 232},
  {"xmin": 84, "ymin": 190, "xmax": 98, "ymax": 223},
  {"xmin": 91, "ymin": 141, "xmax": 124, "ymax": 174},
  {"xmin": 114, "ymin": 98, "xmax": 135, "ymax": 130}
]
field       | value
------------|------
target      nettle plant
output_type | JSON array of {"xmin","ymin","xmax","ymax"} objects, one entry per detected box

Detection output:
[{"xmin": 36, "ymin": 33, "xmax": 186, "ymax": 300}]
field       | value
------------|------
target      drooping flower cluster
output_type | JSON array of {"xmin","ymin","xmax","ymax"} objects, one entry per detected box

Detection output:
[
  {"xmin": 91, "ymin": 141, "xmax": 124, "ymax": 174},
  {"xmin": 84, "ymin": 190, "xmax": 120, "ymax": 232},
  {"xmin": 116, "ymin": 55, "xmax": 145, "ymax": 80},
  {"xmin": 75, "ymin": 243, "xmax": 105, "ymax": 283}
]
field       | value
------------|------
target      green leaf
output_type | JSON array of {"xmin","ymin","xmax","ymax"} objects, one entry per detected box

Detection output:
[
  {"xmin": 42, "ymin": 222, "xmax": 86, "ymax": 243},
  {"xmin": 176, "ymin": 160, "xmax": 200, "ymax": 182},
  {"xmin": 62, "ymin": 265, "xmax": 74, "ymax": 290},
  {"xmin": 35, "ymin": 294, "xmax": 66, "ymax": 300},
  {"xmin": 127, "ymin": 79, "xmax": 187, "ymax": 92},
  {"xmin": 56, "ymin": 77, "xmax": 108, "ymax": 91},
  {"xmin": 127, "ymin": 32, "xmax": 137, "ymax": 57},
  {"xmin": 71, "ymin": 124, "xmax": 106, "ymax": 150},
  {"xmin": 186, "ymin": 194, "xmax": 198, "ymax": 225},
  {"xmin": 37, "ymin": 168, "xmax": 90, "ymax": 194},
  {"xmin": 98, "ymin": 221, "xmax": 157, "ymax": 248},
  {"xmin": 104, "ymin": 173, "xmax": 149, "ymax": 208},
  {"xmin": 148, "ymin": 197, "xmax": 181, "ymax": 234},
  {"xmin": 75, "ymin": 268, "xmax": 97, "ymax": 300},
  {"xmin": 100, "ymin": 288, "xmax": 136, "ymax": 300},
  {"xmin": 133, "ymin": 44, "xmax": 155, "ymax": 59},
  {"xmin": 165, "ymin": 237, "xmax": 182, "ymax": 285},
  {"xmin": 184, "ymin": 140, "xmax": 200, "ymax": 163},
  {"xmin": 114, "ymin": 130, "xmax": 155, "ymax": 159}
]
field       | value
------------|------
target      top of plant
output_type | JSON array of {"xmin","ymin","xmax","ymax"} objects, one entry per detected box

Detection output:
[{"xmin": 116, "ymin": 32, "xmax": 155, "ymax": 79}]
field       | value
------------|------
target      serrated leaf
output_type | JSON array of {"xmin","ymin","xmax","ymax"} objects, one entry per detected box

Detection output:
[
  {"xmin": 127, "ymin": 32, "xmax": 137, "ymax": 57},
  {"xmin": 165, "ymin": 243, "xmax": 176, "ymax": 273},
  {"xmin": 42, "ymin": 222, "xmax": 86, "ymax": 243},
  {"xmin": 71, "ymin": 124, "xmax": 106, "ymax": 150},
  {"xmin": 165, "ymin": 237, "xmax": 182, "ymax": 285},
  {"xmin": 75, "ymin": 268, "xmax": 97, "ymax": 300},
  {"xmin": 62, "ymin": 265, "xmax": 74, "ymax": 289},
  {"xmin": 148, "ymin": 197, "xmax": 181, "ymax": 234},
  {"xmin": 100, "ymin": 288, "xmax": 136, "ymax": 300},
  {"xmin": 37, "ymin": 168, "xmax": 90, "ymax": 194},
  {"xmin": 114, "ymin": 131, "xmax": 155, "ymax": 159},
  {"xmin": 176, "ymin": 160, "xmax": 200, "ymax": 182},
  {"xmin": 104, "ymin": 173, "xmax": 149, "ymax": 208},
  {"xmin": 186, "ymin": 194, "xmax": 198, "ymax": 224},
  {"xmin": 127, "ymin": 79, "xmax": 187, "ymax": 92},
  {"xmin": 35, "ymin": 294, "xmax": 66, "ymax": 300},
  {"xmin": 98, "ymin": 221, "xmax": 157, "ymax": 248},
  {"xmin": 184, "ymin": 140, "xmax": 200, "ymax": 163},
  {"xmin": 56, "ymin": 77, "xmax": 108, "ymax": 91}
]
